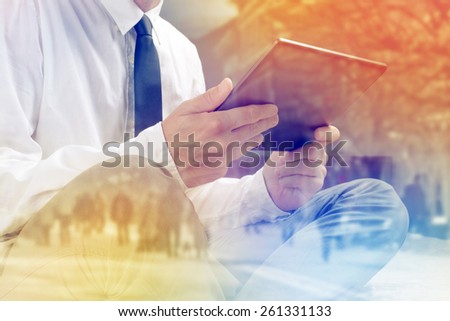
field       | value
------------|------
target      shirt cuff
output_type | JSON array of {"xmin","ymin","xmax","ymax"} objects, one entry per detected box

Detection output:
[
  {"xmin": 133, "ymin": 122, "xmax": 187, "ymax": 190},
  {"xmin": 243, "ymin": 169, "xmax": 291, "ymax": 223}
]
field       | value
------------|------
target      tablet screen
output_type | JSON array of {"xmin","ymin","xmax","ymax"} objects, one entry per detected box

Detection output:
[{"xmin": 217, "ymin": 38, "xmax": 387, "ymax": 150}]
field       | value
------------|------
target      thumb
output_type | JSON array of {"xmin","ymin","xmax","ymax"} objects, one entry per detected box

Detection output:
[{"xmin": 182, "ymin": 78, "xmax": 233, "ymax": 113}]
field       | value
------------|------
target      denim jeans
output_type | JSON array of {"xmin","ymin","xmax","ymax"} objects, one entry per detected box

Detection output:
[{"xmin": 208, "ymin": 179, "xmax": 409, "ymax": 300}]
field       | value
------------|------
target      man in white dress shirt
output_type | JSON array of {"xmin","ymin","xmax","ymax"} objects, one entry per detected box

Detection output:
[{"xmin": 0, "ymin": 0, "xmax": 408, "ymax": 300}]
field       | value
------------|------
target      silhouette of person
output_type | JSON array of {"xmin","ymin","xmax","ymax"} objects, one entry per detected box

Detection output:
[
  {"xmin": 33, "ymin": 210, "xmax": 53, "ymax": 247},
  {"xmin": 137, "ymin": 193, "xmax": 161, "ymax": 252},
  {"xmin": 435, "ymin": 181, "xmax": 444, "ymax": 217},
  {"xmin": 111, "ymin": 192, "xmax": 133, "ymax": 246},
  {"xmin": 403, "ymin": 174, "xmax": 429, "ymax": 234},
  {"xmin": 73, "ymin": 193, "xmax": 97, "ymax": 237},
  {"xmin": 157, "ymin": 196, "xmax": 182, "ymax": 258},
  {"xmin": 54, "ymin": 207, "xmax": 71, "ymax": 246},
  {"xmin": 92, "ymin": 191, "xmax": 106, "ymax": 234}
]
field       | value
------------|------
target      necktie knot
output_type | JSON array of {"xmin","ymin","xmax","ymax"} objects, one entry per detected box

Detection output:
[{"xmin": 134, "ymin": 16, "xmax": 152, "ymax": 36}]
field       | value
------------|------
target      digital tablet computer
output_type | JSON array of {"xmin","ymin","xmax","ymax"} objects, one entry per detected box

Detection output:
[{"xmin": 215, "ymin": 38, "xmax": 387, "ymax": 151}]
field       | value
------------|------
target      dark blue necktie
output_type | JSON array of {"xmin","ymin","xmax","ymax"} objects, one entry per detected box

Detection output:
[{"xmin": 133, "ymin": 16, "xmax": 162, "ymax": 135}]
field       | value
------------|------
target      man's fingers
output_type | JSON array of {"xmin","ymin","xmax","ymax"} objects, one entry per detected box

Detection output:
[
  {"xmin": 283, "ymin": 143, "xmax": 327, "ymax": 164},
  {"xmin": 221, "ymin": 104, "xmax": 278, "ymax": 130},
  {"xmin": 242, "ymin": 134, "xmax": 265, "ymax": 149},
  {"xmin": 230, "ymin": 114, "xmax": 278, "ymax": 142},
  {"xmin": 314, "ymin": 125, "xmax": 340, "ymax": 143},
  {"xmin": 183, "ymin": 78, "xmax": 233, "ymax": 113},
  {"xmin": 226, "ymin": 134, "xmax": 264, "ymax": 162},
  {"xmin": 276, "ymin": 125, "xmax": 339, "ymax": 165}
]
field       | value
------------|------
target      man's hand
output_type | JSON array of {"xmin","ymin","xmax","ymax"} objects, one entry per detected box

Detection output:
[
  {"xmin": 263, "ymin": 126, "xmax": 340, "ymax": 212},
  {"xmin": 162, "ymin": 78, "xmax": 279, "ymax": 188}
]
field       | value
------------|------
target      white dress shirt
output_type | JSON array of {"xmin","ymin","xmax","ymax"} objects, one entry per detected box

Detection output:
[{"xmin": 0, "ymin": 0, "xmax": 287, "ymax": 243}]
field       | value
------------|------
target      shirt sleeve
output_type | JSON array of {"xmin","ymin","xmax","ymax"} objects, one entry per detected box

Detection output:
[
  {"xmin": 186, "ymin": 170, "xmax": 290, "ymax": 234},
  {"xmin": 0, "ymin": 2, "xmax": 178, "ymax": 236}
]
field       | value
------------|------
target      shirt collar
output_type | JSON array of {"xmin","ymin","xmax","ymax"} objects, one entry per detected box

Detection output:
[{"xmin": 99, "ymin": 0, "xmax": 164, "ymax": 35}]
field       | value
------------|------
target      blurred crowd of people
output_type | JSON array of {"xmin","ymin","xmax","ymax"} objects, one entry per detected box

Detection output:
[{"xmin": 29, "ymin": 189, "xmax": 207, "ymax": 259}]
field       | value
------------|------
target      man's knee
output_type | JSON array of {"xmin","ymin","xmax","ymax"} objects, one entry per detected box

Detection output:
[{"xmin": 349, "ymin": 178, "xmax": 409, "ymax": 245}]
